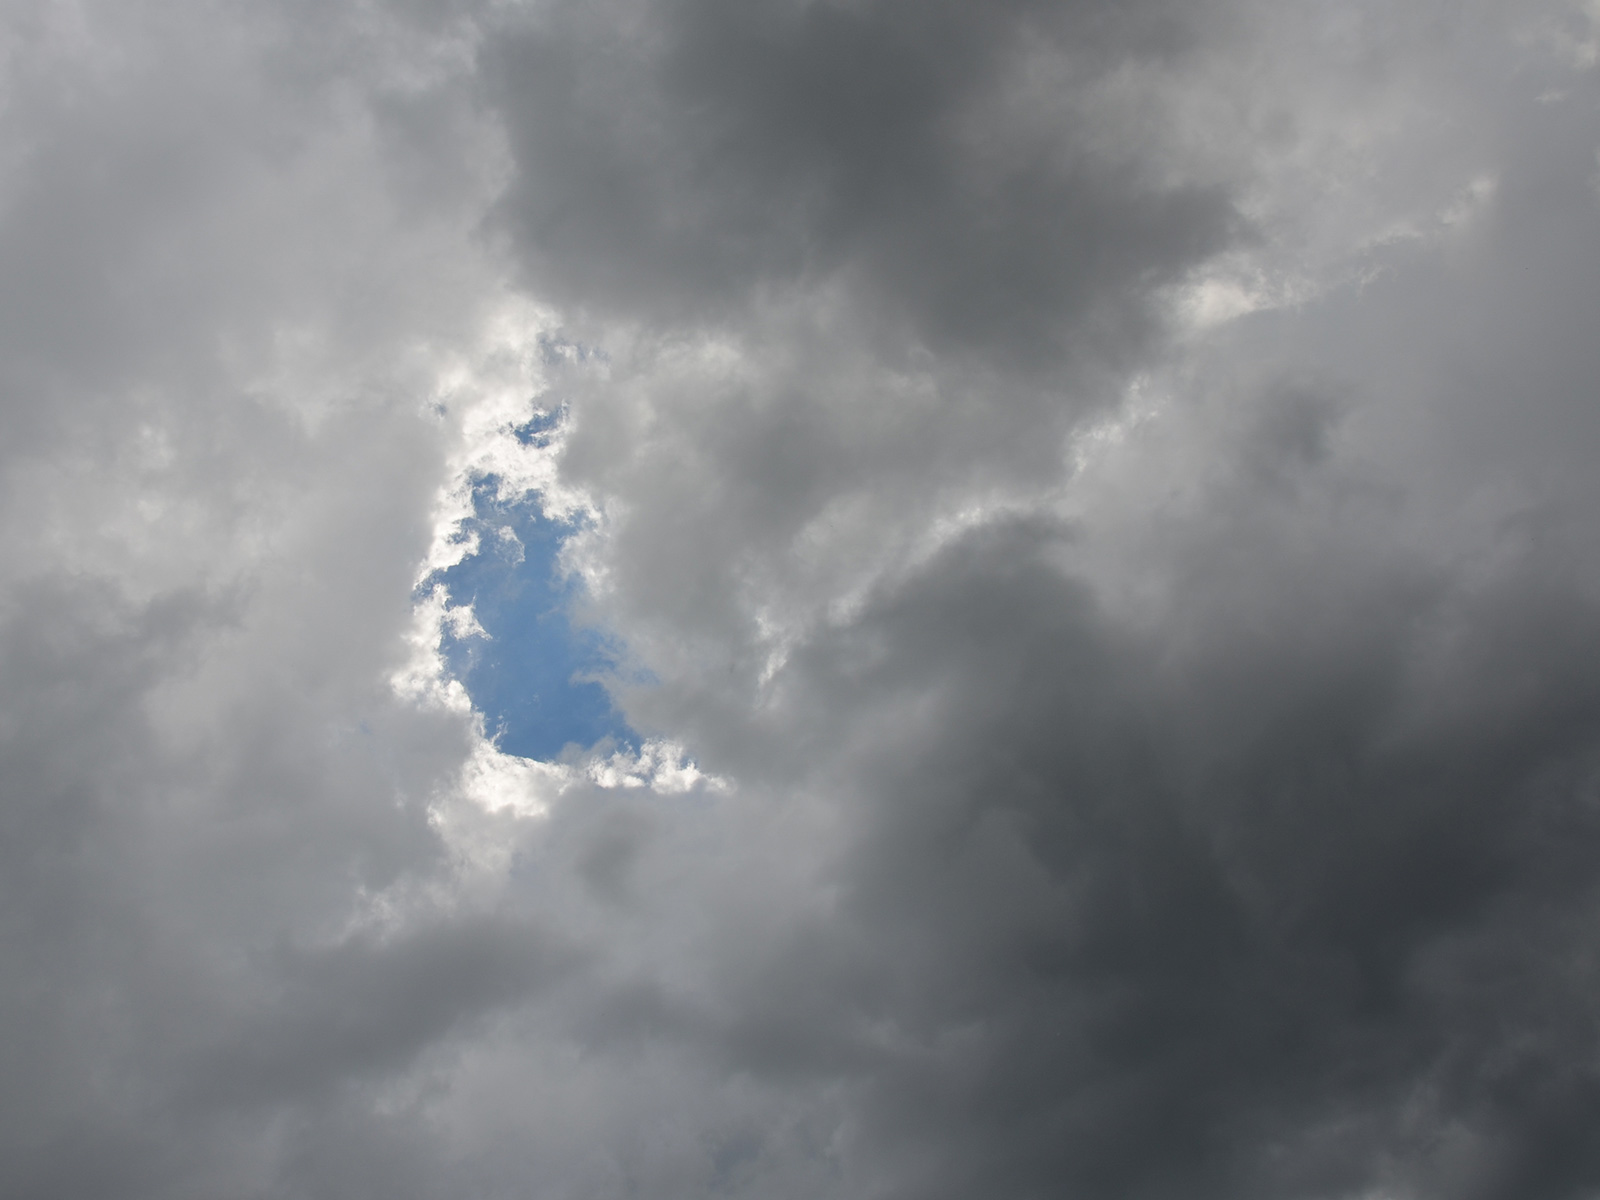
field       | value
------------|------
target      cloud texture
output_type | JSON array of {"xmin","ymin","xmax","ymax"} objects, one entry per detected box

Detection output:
[{"xmin": 5, "ymin": 0, "xmax": 1600, "ymax": 1197}]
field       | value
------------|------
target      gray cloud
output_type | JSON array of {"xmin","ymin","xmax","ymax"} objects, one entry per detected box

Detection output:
[
  {"xmin": 4, "ymin": 0, "xmax": 1600, "ymax": 1197},
  {"xmin": 760, "ymin": 512, "xmax": 1600, "ymax": 1199},
  {"xmin": 488, "ymin": 0, "xmax": 1237, "ymax": 371}
]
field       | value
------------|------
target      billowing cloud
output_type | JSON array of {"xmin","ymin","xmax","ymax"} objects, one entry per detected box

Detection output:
[{"xmin": 4, "ymin": 0, "xmax": 1600, "ymax": 1197}]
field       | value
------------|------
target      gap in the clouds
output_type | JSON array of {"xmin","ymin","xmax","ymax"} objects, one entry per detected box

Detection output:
[
  {"xmin": 510, "ymin": 405, "xmax": 562, "ymax": 448},
  {"xmin": 433, "ymin": 476, "xmax": 633, "ymax": 761}
]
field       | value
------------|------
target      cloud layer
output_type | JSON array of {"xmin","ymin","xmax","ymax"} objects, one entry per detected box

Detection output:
[{"xmin": 4, "ymin": 0, "xmax": 1600, "ymax": 1197}]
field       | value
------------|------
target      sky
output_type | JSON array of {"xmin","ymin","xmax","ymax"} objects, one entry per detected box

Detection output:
[{"xmin": 4, "ymin": 1, "xmax": 1600, "ymax": 1197}]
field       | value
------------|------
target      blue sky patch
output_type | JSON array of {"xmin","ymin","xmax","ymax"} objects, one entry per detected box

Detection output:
[{"xmin": 431, "ymin": 475, "xmax": 632, "ymax": 760}]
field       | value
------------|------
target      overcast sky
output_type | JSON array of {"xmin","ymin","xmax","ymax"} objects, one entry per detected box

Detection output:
[{"xmin": 5, "ymin": 1, "xmax": 1600, "ymax": 1197}]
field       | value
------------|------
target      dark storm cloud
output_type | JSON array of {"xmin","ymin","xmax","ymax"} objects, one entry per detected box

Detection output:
[
  {"xmin": 740, "ymin": 510, "xmax": 1600, "ymax": 1200},
  {"xmin": 532, "ymin": 432, "xmax": 1600, "ymax": 1197},
  {"xmin": 487, "ymin": 0, "xmax": 1237, "ymax": 366}
]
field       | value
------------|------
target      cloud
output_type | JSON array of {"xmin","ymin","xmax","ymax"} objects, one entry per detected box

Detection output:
[
  {"xmin": 487, "ymin": 0, "xmax": 1237, "ymax": 363},
  {"xmin": 5, "ymin": 0, "xmax": 1600, "ymax": 1197}
]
